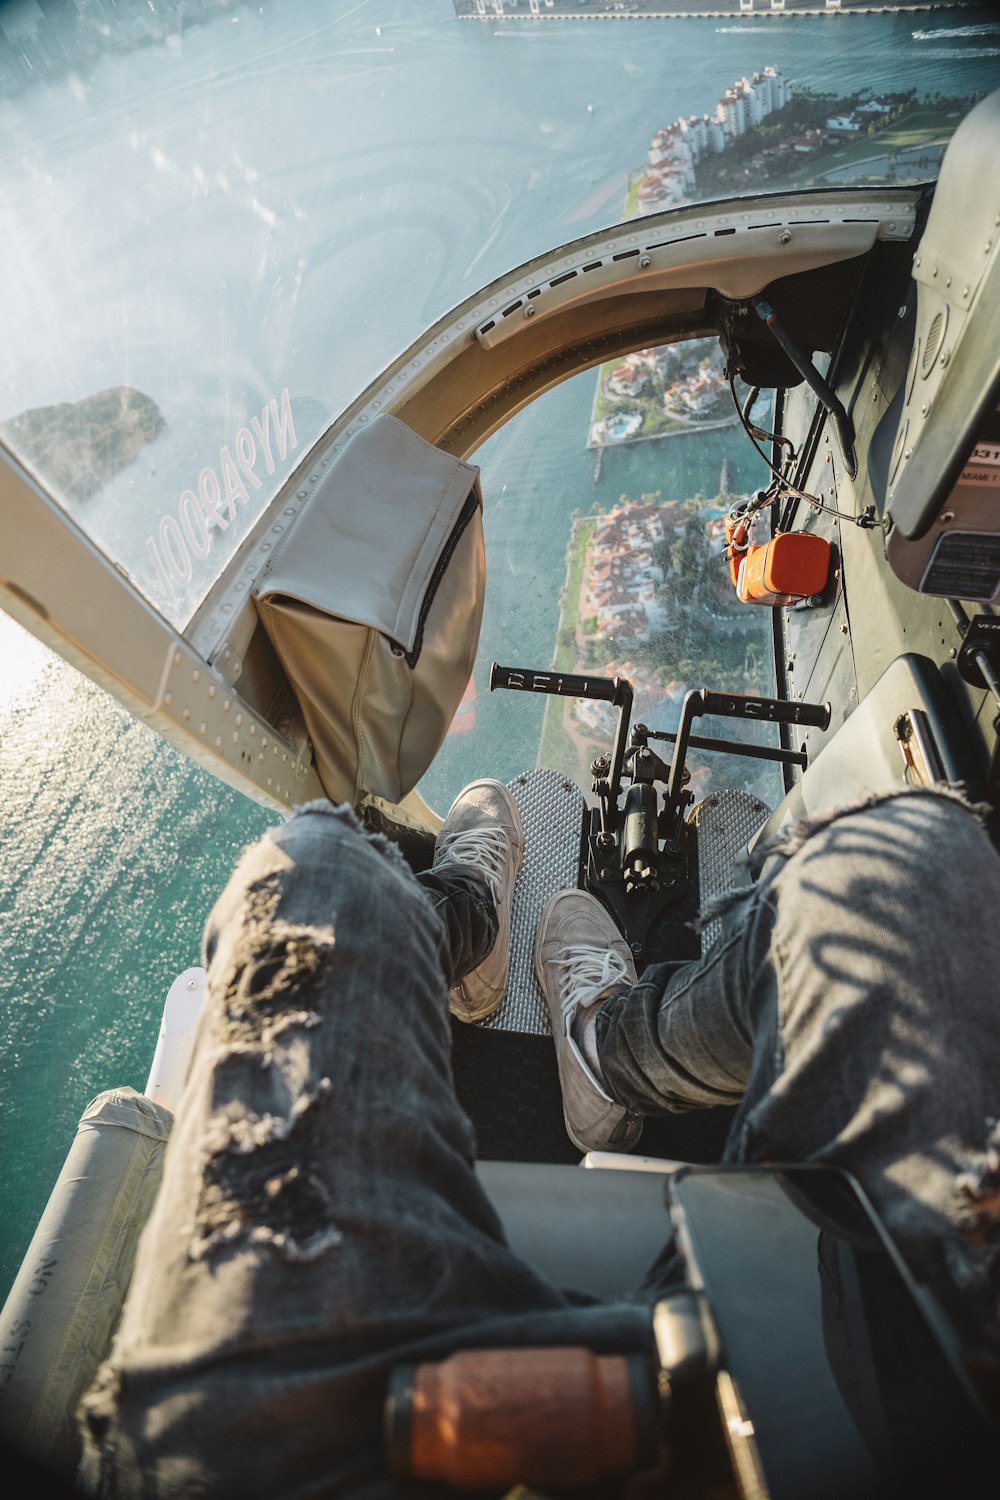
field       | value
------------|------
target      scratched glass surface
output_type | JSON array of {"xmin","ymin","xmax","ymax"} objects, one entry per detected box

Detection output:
[{"xmin": 2, "ymin": 0, "xmax": 995, "ymax": 627}]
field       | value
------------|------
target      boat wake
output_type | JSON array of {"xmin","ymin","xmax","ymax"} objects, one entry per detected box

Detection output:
[
  {"xmin": 915, "ymin": 46, "xmax": 1000, "ymax": 61},
  {"xmin": 912, "ymin": 24, "xmax": 1000, "ymax": 41}
]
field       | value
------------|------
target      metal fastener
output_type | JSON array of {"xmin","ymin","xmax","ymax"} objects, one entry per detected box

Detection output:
[
  {"xmin": 779, "ymin": 229, "xmax": 792, "ymax": 245},
  {"xmin": 639, "ymin": 254, "xmax": 651, "ymax": 268}
]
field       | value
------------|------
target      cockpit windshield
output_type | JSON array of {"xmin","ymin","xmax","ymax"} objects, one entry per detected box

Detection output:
[{"xmin": 1, "ymin": 0, "xmax": 996, "ymax": 629}]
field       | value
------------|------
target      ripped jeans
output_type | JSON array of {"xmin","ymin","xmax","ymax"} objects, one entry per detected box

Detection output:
[
  {"xmin": 80, "ymin": 804, "xmax": 654, "ymax": 1500},
  {"xmin": 80, "ymin": 791, "xmax": 1000, "ymax": 1497},
  {"xmin": 595, "ymin": 788, "xmax": 1000, "ymax": 1361}
]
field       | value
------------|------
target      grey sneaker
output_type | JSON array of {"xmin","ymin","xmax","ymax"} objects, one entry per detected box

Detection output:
[
  {"xmin": 534, "ymin": 889, "xmax": 643, "ymax": 1154},
  {"xmin": 433, "ymin": 779, "xmax": 524, "ymax": 1023}
]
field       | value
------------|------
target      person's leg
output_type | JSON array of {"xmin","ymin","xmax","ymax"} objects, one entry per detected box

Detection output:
[
  {"xmin": 720, "ymin": 790, "xmax": 1000, "ymax": 1357},
  {"xmin": 534, "ymin": 872, "xmax": 773, "ymax": 1154},
  {"xmin": 551, "ymin": 789, "xmax": 1000, "ymax": 1356},
  {"xmin": 424, "ymin": 778, "xmax": 525, "ymax": 1023},
  {"xmin": 79, "ymin": 798, "xmax": 648, "ymax": 1500},
  {"xmin": 590, "ymin": 878, "xmax": 774, "ymax": 1121}
]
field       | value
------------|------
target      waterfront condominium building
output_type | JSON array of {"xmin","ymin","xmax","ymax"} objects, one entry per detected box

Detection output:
[{"xmin": 640, "ymin": 65, "xmax": 791, "ymax": 212}]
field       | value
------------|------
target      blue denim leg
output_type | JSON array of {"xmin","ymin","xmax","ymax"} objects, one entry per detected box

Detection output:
[
  {"xmin": 596, "ymin": 789, "xmax": 1000, "ymax": 1360},
  {"xmin": 80, "ymin": 801, "xmax": 652, "ymax": 1500}
]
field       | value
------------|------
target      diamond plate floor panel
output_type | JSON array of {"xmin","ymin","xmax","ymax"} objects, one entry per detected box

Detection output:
[
  {"xmin": 450, "ymin": 774, "xmax": 761, "ymax": 1164},
  {"xmin": 480, "ymin": 768, "xmax": 586, "ymax": 1036},
  {"xmin": 689, "ymin": 788, "xmax": 771, "ymax": 952}
]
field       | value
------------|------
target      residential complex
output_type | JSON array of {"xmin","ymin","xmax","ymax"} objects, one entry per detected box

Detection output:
[
  {"xmin": 638, "ymin": 65, "xmax": 790, "ymax": 212},
  {"xmin": 589, "ymin": 340, "xmax": 733, "ymax": 449},
  {"xmin": 585, "ymin": 500, "xmax": 670, "ymax": 640},
  {"xmin": 564, "ymin": 494, "xmax": 742, "ymax": 744}
]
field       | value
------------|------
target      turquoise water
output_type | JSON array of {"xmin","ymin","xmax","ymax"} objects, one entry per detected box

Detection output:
[
  {"xmin": 2, "ymin": 0, "xmax": 999, "ymax": 1300},
  {"xmin": 607, "ymin": 415, "xmax": 639, "ymax": 438}
]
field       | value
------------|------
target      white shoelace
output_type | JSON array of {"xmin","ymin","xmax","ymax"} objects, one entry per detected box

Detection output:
[
  {"xmin": 553, "ymin": 945, "xmax": 631, "ymax": 1023},
  {"xmin": 435, "ymin": 825, "xmax": 509, "ymax": 904}
]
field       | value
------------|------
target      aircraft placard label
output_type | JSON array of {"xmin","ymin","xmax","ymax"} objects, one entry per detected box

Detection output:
[
  {"xmin": 960, "ymin": 443, "xmax": 1000, "ymax": 488},
  {"xmin": 146, "ymin": 389, "xmax": 299, "ymax": 599}
]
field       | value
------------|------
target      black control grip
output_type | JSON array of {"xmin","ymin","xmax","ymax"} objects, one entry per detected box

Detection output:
[
  {"xmin": 490, "ymin": 663, "xmax": 619, "ymax": 703},
  {"xmin": 699, "ymin": 691, "xmax": 831, "ymax": 731}
]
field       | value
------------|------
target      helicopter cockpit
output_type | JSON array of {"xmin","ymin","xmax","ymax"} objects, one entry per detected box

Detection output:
[{"xmin": 1, "ymin": 7, "xmax": 999, "ymax": 1496}]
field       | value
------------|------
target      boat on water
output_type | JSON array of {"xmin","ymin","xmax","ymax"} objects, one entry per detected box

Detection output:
[{"xmin": 1, "ymin": 8, "xmax": 999, "ymax": 1495}]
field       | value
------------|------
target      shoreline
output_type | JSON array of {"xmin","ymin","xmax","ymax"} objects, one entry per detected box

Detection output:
[{"xmin": 539, "ymin": 514, "xmax": 601, "ymax": 776}]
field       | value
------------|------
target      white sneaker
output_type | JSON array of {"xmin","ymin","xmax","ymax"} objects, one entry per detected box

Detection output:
[
  {"xmin": 433, "ymin": 780, "xmax": 524, "ymax": 1023},
  {"xmin": 535, "ymin": 889, "xmax": 643, "ymax": 1153}
]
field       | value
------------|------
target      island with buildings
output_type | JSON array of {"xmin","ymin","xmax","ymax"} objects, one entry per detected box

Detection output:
[
  {"xmin": 0, "ymin": 388, "xmax": 166, "ymax": 507},
  {"xmin": 627, "ymin": 62, "xmax": 793, "ymax": 214},
  {"xmin": 586, "ymin": 63, "xmax": 793, "ymax": 456},
  {"xmin": 588, "ymin": 340, "xmax": 735, "ymax": 453},
  {"xmin": 541, "ymin": 485, "xmax": 778, "ymax": 796},
  {"xmin": 631, "ymin": 72, "xmax": 977, "ymax": 207},
  {"xmin": 587, "ymin": 58, "xmax": 982, "ymax": 456}
]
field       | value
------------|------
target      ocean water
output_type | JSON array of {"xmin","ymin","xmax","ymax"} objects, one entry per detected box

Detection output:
[{"xmin": 2, "ymin": 0, "xmax": 999, "ymax": 1300}]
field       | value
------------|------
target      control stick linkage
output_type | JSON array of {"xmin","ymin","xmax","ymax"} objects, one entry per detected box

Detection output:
[{"xmin": 490, "ymin": 662, "xmax": 831, "ymax": 892}]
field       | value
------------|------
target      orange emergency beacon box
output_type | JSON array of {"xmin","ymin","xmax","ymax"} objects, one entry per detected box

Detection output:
[{"xmin": 736, "ymin": 531, "xmax": 831, "ymax": 607}]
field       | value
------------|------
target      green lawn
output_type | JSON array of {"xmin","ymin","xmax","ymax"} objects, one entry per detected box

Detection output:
[
  {"xmin": 556, "ymin": 515, "xmax": 597, "ymax": 670},
  {"xmin": 792, "ymin": 107, "xmax": 958, "ymax": 179},
  {"xmin": 538, "ymin": 515, "xmax": 598, "ymax": 774},
  {"xmin": 623, "ymin": 173, "xmax": 645, "ymax": 220}
]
